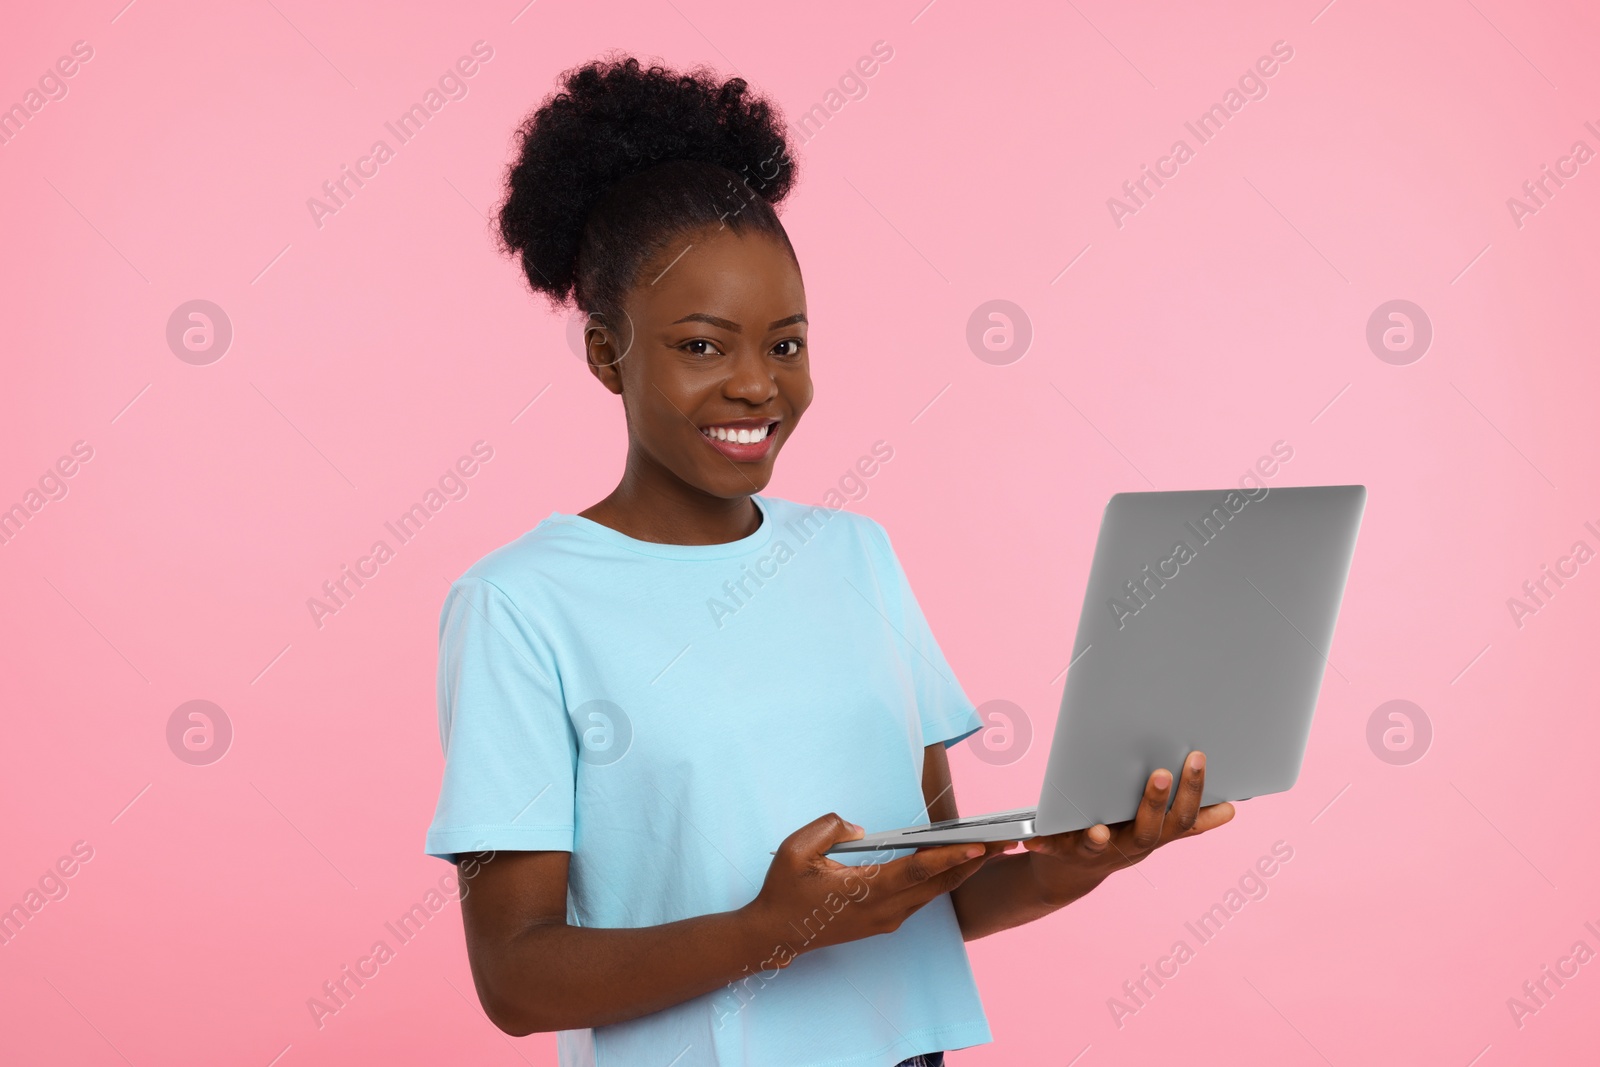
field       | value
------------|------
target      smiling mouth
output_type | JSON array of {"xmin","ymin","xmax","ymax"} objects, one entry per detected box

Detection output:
[{"xmin": 699, "ymin": 420, "xmax": 779, "ymax": 444}]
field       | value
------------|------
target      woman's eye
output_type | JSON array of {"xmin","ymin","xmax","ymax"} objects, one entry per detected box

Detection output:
[
  {"xmin": 680, "ymin": 339, "xmax": 719, "ymax": 356},
  {"xmin": 773, "ymin": 339, "xmax": 805, "ymax": 358}
]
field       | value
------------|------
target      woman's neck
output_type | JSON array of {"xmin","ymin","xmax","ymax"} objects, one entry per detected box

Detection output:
[{"xmin": 579, "ymin": 472, "xmax": 763, "ymax": 546}]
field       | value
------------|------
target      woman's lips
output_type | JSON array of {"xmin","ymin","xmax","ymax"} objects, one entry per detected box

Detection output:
[{"xmin": 700, "ymin": 420, "xmax": 778, "ymax": 462}]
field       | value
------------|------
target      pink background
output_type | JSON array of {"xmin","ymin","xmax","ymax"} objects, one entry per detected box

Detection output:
[{"xmin": 3, "ymin": 0, "xmax": 1597, "ymax": 1063}]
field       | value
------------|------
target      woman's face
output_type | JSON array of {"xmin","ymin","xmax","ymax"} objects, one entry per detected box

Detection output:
[{"xmin": 588, "ymin": 224, "xmax": 811, "ymax": 500}]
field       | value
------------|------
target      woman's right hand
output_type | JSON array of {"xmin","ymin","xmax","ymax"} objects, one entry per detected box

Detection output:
[{"xmin": 741, "ymin": 813, "xmax": 1008, "ymax": 962}]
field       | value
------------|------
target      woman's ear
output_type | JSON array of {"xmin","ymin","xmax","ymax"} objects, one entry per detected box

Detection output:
[
  {"xmin": 583, "ymin": 307, "xmax": 633, "ymax": 395},
  {"xmin": 585, "ymin": 325, "xmax": 626, "ymax": 395}
]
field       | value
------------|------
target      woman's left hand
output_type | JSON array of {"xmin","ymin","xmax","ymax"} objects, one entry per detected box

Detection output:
[{"xmin": 1020, "ymin": 751, "xmax": 1236, "ymax": 903}]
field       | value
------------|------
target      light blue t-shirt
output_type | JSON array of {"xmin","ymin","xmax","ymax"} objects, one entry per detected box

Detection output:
[{"xmin": 424, "ymin": 494, "xmax": 992, "ymax": 1066}]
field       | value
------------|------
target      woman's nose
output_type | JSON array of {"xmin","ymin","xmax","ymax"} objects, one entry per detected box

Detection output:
[{"xmin": 724, "ymin": 350, "xmax": 778, "ymax": 400}]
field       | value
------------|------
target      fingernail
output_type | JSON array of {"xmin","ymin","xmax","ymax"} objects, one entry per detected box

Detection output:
[
  {"xmin": 965, "ymin": 845, "xmax": 984, "ymax": 858},
  {"xmin": 1190, "ymin": 752, "xmax": 1205, "ymax": 771},
  {"xmin": 1153, "ymin": 770, "xmax": 1171, "ymax": 789}
]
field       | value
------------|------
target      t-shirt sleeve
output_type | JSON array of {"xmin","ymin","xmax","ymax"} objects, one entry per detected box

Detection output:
[
  {"xmin": 424, "ymin": 575, "xmax": 577, "ymax": 862},
  {"xmin": 863, "ymin": 519, "xmax": 984, "ymax": 749}
]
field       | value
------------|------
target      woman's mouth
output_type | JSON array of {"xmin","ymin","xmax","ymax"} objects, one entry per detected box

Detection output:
[{"xmin": 700, "ymin": 420, "xmax": 780, "ymax": 462}]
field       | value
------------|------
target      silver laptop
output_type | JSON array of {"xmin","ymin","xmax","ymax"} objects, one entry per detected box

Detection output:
[{"xmin": 828, "ymin": 484, "xmax": 1366, "ymax": 853}]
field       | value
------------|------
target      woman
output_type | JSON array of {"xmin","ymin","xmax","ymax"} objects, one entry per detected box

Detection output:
[{"xmin": 424, "ymin": 54, "xmax": 1235, "ymax": 1066}]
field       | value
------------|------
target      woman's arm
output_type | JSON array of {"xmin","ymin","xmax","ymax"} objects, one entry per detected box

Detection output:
[
  {"xmin": 459, "ymin": 850, "xmax": 781, "ymax": 1033},
  {"xmin": 457, "ymin": 816, "xmax": 996, "ymax": 1034},
  {"xmin": 925, "ymin": 743, "xmax": 1235, "ymax": 941}
]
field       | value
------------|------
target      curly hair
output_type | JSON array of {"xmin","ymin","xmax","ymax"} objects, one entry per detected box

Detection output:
[{"xmin": 494, "ymin": 53, "xmax": 800, "ymax": 339}]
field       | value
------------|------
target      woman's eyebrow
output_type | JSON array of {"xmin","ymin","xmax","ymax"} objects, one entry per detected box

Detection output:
[{"xmin": 670, "ymin": 312, "xmax": 808, "ymax": 332}]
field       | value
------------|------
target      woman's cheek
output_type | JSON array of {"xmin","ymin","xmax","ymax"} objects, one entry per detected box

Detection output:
[{"xmin": 792, "ymin": 371, "xmax": 815, "ymax": 413}]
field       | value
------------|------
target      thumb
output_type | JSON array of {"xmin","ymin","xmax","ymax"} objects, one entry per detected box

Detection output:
[{"xmin": 781, "ymin": 812, "xmax": 865, "ymax": 861}]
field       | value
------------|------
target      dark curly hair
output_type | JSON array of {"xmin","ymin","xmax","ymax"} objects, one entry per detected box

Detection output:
[{"xmin": 494, "ymin": 53, "xmax": 800, "ymax": 344}]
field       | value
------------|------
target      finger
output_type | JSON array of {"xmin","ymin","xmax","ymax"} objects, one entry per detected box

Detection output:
[
  {"xmin": 1129, "ymin": 769, "xmax": 1173, "ymax": 850},
  {"xmin": 895, "ymin": 851, "xmax": 993, "ymax": 908},
  {"xmin": 779, "ymin": 812, "xmax": 865, "ymax": 865},
  {"xmin": 967, "ymin": 840, "xmax": 1016, "ymax": 866},
  {"xmin": 1164, "ymin": 751, "xmax": 1207, "ymax": 840},
  {"xmin": 1175, "ymin": 801, "xmax": 1236, "ymax": 838},
  {"xmin": 884, "ymin": 842, "xmax": 987, "ymax": 891},
  {"xmin": 1025, "ymin": 823, "xmax": 1113, "ymax": 860},
  {"xmin": 1074, "ymin": 824, "xmax": 1114, "ymax": 859}
]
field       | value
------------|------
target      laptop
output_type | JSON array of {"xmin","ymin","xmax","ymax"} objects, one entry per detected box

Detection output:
[{"xmin": 827, "ymin": 483, "xmax": 1366, "ymax": 853}]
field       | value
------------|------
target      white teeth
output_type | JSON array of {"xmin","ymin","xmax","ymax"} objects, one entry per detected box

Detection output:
[{"xmin": 704, "ymin": 423, "xmax": 771, "ymax": 444}]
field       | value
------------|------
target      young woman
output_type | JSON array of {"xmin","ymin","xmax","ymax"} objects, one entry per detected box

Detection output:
[{"xmin": 424, "ymin": 55, "xmax": 1235, "ymax": 1067}]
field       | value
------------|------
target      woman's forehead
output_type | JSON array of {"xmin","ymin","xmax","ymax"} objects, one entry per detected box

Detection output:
[{"xmin": 630, "ymin": 229, "xmax": 804, "ymax": 318}]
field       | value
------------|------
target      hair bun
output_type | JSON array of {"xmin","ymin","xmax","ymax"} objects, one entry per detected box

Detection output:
[{"xmin": 495, "ymin": 53, "xmax": 799, "ymax": 309}]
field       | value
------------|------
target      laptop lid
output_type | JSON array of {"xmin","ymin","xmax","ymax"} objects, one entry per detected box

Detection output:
[{"xmin": 1033, "ymin": 484, "xmax": 1366, "ymax": 835}]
